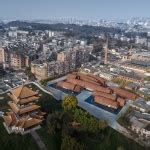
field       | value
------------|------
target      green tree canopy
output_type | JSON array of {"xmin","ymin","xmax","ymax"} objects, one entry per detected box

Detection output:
[
  {"xmin": 117, "ymin": 146, "xmax": 126, "ymax": 150},
  {"xmin": 74, "ymin": 109, "xmax": 107, "ymax": 133},
  {"xmin": 144, "ymin": 95, "xmax": 150, "ymax": 101},
  {"xmin": 144, "ymin": 76, "xmax": 150, "ymax": 81},
  {"xmin": 61, "ymin": 135, "xmax": 86, "ymax": 150},
  {"xmin": 47, "ymin": 112, "xmax": 63, "ymax": 134},
  {"xmin": 62, "ymin": 95, "xmax": 78, "ymax": 112},
  {"xmin": 46, "ymin": 111, "xmax": 71, "ymax": 135},
  {"xmin": 25, "ymin": 66, "xmax": 35, "ymax": 80}
]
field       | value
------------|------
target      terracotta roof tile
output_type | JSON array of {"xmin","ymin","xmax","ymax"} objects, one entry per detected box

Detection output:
[
  {"xmin": 11, "ymin": 85, "xmax": 37, "ymax": 99},
  {"xmin": 23, "ymin": 118, "xmax": 42, "ymax": 128}
]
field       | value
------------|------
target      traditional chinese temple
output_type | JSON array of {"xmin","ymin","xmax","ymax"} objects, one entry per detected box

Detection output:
[{"xmin": 3, "ymin": 85, "xmax": 45, "ymax": 134}]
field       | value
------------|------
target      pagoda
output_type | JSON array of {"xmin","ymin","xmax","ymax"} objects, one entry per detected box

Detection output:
[{"xmin": 3, "ymin": 85, "xmax": 46, "ymax": 134}]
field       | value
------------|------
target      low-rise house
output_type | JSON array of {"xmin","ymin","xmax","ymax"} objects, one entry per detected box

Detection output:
[
  {"xmin": 113, "ymin": 72, "xmax": 143, "ymax": 83},
  {"xmin": 99, "ymin": 72, "xmax": 114, "ymax": 80},
  {"xmin": 127, "ymin": 111, "xmax": 150, "ymax": 139},
  {"xmin": 31, "ymin": 62, "xmax": 48, "ymax": 80},
  {"xmin": 130, "ymin": 99, "xmax": 150, "ymax": 113},
  {"xmin": 125, "ymin": 83, "xmax": 140, "ymax": 91}
]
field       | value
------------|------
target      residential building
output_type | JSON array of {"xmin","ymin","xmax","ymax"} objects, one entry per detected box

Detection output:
[
  {"xmin": 10, "ymin": 53, "xmax": 29, "ymax": 69},
  {"xmin": 130, "ymin": 99, "xmax": 150, "ymax": 113},
  {"xmin": 57, "ymin": 51, "xmax": 67, "ymax": 62},
  {"xmin": 0, "ymin": 47, "xmax": 5, "ymax": 64},
  {"xmin": 31, "ymin": 62, "xmax": 48, "ymax": 80},
  {"xmin": 48, "ymin": 60, "xmax": 70, "ymax": 77},
  {"xmin": 43, "ymin": 44, "xmax": 50, "ymax": 54},
  {"xmin": 128, "ymin": 111, "xmax": 150, "ymax": 139}
]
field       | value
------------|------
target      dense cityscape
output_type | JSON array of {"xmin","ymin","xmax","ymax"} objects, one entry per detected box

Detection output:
[{"xmin": 0, "ymin": 1, "xmax": 150, "ymax": 150}]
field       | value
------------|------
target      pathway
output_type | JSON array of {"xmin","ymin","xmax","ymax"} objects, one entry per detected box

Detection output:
[
  {"xmin": 77, "ymin": 91, "xmax": 117, "ymax": 124},
  {"xmin": 1, "ymin": 79, "xmax": 148, "ymax": 147},
  {"xmin": 31, "ymin": 131, "xmax": 47, "ymax": 150}
]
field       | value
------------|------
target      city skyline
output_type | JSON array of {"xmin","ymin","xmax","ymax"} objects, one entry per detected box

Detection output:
[{"xmin": 0, "ymin": 0, "xmax": 150, "ymax": 20}]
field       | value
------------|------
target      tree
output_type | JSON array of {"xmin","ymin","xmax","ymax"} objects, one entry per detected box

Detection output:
[
  {"xmin": 25, "ymin": 66, "xmax": 35, "ymax": 80},
  {"xmin": 144, "ymin": 95, "xmax": 150, "ymax": 101},
  {"xmin": 99, "ymin": 120, "xmax": 108, "ymax": 130},
  {"xmin": 62, "ymin": 95, "xmax": 78, "ymax": 112},
  {"xmin": 117, "ymin": 146, "xmax": 126, "ymax": 150},
  {"xmin": 47, "ymin": 112, "xmax": 64, "ymax": 134},
  {"xmin": 112, "ymin": 78, "xmax": 129, "ymax": 88},
  {"xmin": 0, "ymin": 66, "xmax": 6, "ymax": 77},
  {"xmin": 145, "ymin": 67, "xmax": 150, "ymax": 73},
  {"xmin": 61, "ymin": 135, "xmax": 86, "ymax": 150},
  {"xmin": 47, "ymin": 111, "xmax": 71, "ymax": 135},
  {"xmin": 144, "ymin": 76, "xmax": 150, "ymax": 81},
  {"xmin": 73, "ymin": 109, "xmax": 107, "ymax": 133}
]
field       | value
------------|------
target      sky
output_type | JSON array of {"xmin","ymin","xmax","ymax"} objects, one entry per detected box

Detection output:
[{"xmin": 0, "ymin": 0, "xmax": 150, "ymax": 20}]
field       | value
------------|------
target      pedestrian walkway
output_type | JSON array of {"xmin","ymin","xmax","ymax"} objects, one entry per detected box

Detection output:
[
  {"xmin": 47, "ymin": 76, "xmax": 67, "ymax": 85},
  {"xmin": 116, "ymin": 102, "xmax": 130, "ymax": 120},
  {"xmin": 4, "ymin": 80, "xmax": 147, "ymax": 147},
  {"xmin": 76, "ymin": 90, "xmax": 91, "ymax": 101},
  {"xmin": 31, "ymin": 131, "xmax": 47, "ymax": 150}
]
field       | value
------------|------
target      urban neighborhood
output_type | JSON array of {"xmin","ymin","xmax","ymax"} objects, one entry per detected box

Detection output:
[{"xmin": 0, "ymin": 1, "xmax": 150, "ymax": 150}]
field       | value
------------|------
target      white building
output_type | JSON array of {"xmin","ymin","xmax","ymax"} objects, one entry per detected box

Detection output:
[{"xmin": 130, "ymin": 116, "xmax": 150, "ymax": 139}]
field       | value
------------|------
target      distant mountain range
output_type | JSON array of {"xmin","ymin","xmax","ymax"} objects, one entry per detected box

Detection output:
[
  {"xmin": 1, "ymin": 20, "xmax": 147, "ymax": 38},
  {"xmin": 0, "ymin": 20, "xmax": 123, "ymax": 39}
]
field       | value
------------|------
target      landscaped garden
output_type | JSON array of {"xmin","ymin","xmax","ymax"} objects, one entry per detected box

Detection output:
[
  {"xmin": 0, "ymin": 84, "xmax": 146, "ymax": 150},
  {"xmin": 32, "ymin": 85, "xmax": 145, "ymax": 150},
  {"xmin": 0, "ymin": 95, "xmax": 39, "ymax": 150},
  {"xmin": 0, "ymin": 118, "xmax": 39, "ymax": 150},
  {"xmin": 117, "ymin": 106, "xmax": 133, "ymax": 127}
]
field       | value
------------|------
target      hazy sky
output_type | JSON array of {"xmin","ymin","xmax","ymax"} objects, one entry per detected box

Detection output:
[{"xmin": 0, "ymin": 0, "xmax": 150, "ymax": 20}]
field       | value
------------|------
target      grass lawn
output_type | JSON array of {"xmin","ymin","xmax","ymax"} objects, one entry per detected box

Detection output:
[
  {"xmin": 0, "ymin": 93, "xmax": 38, "ymax": 150},
  {"xmin": 0, "ymin": 83, "xmax": 145, "ymax": 150},
  {"xmin": 37, "ymin": 124, "xmax": 145, "ymax": 150},
  {"xmin": 80, "ymin": 127, "xmax": 145, "ymax": 150},
  {"xmin": 30, "ymin": 83, "xmax": 63, "ymax": 150},
  {"xmin": 37, "ymin": 127, "xmax": 61, "ymax": 150},
  {"xmin": 0, "ymin": 118, "xmax": 39, "ymax": 150},
  {"xmin": 0, "ymin": 84, "xmax": 63, "ymax": 150},
  {"xmin": 24, "ymin": 84, "xmax": 146, "ymax": 150},
  {"xmin": 28, "ymin": 83, "xmax": 62, "ymax": 113},
  {"xmin": 117, "ymin": 107, "xmax": 133, "ymax": 128}
]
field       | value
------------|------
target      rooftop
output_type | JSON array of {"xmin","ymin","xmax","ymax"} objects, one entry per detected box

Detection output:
[
  {"xmin": 133, "ymin": 51, "xmax": 150, "ymax": 57},
  {"xmin": 132, "ymin": 99, "xmax": 150, "ymax": 112},
  {"xmin": 10, "ymin": 85, "xmax": 37, "ymax": 99}
]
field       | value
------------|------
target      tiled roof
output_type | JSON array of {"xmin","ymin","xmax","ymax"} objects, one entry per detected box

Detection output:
[
  {"xmin": 22, "ymin": 118, "xmax": 42, "ymax": 128},
  {"xmin": 19, "ymin": 105, "xmax": 40, "ymax": 115},
  {"xmin": 8, "ymin": 102, "xmax": 40, "ymax": 115},
  {"xmin": 10, "ymin": 85, "xmax": 37, "ymax": 99},
  {"xmin": 3, "ymin": 115, "xmax": 12, "ymax": 127},
  {"xmin": 3, "ymin": 114, "xmax": 42, "ymax": 129}
]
